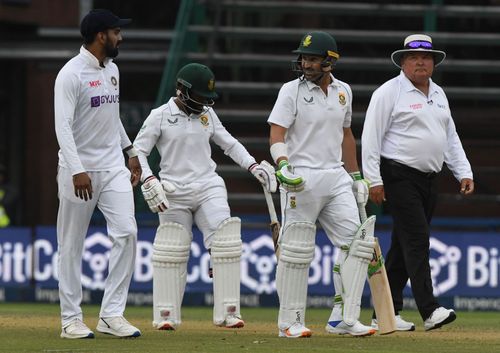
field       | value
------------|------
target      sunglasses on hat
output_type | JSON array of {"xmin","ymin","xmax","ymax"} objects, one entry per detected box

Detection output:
[{"xmin": 405, "ymin": 40, "xmax": 433, "ymax": 49}]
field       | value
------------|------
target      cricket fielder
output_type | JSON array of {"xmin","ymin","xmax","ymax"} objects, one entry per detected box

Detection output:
[
  {"xmin": 55, "ymin": 9, "xmax": 141, "ymax": 339},
  {"xmin": 268, "ymin": 31, "xmax": 376, "ymax": 338},
  {"xmin": 133, "ymin": 63, "xmax": 277, "ymax": 331}
]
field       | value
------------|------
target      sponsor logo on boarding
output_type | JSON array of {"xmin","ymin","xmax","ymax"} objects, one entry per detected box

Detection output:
[
  {"xmin": 90, "ymin": 94, "xmax": 120, "ymax": 108},
  {"xmin": 428, "ymin": 237, "xmax": 461, "ymax": 295},
  {"xmin": 410, "ymin": 103, "xmax": 423, "ymax": 110}
]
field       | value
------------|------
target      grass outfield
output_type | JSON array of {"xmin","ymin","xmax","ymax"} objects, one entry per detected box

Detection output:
[{"xmin": 0, "ymin": 303, "xmax": 499, "ymax": 353}]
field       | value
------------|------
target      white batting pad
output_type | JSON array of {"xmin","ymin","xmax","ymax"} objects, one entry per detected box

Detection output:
[
  {"xmin": 340, "ymin": 215, "xmax": 376, "ymax": 325},
  {"xmin": 152, "ymin": 222, "xmax": 191, "ymax": 329},
  {"xmin": 327, "ymin": 253, "xmax": 346, "ymax": 323},
  {"xmin": 276, "ymin": 221, "xmax": 316, "ymax": 330},
  {"xmin": 211, "ymin": 217, "xmax": 243, "ymax": 325}
]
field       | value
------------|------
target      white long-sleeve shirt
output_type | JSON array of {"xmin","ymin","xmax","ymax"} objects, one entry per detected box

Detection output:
[
  {"xmin": 362, "ymin": 71, "xmax": 473, "ymax": 187},
  {"xmin": 133, "ymin": 98, "xmax": 256, "ymax": 184},
  {"xmin": 54, "ymin": 46, "xmax": 131, "ymax": 175},
  {"xmin": 267, "ymin": 75, "xmax": 352, "ymax": 169}
]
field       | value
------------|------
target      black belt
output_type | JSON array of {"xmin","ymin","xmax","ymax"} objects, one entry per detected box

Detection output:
[{"xmin": 381, "ymin": 157, "xmax": 437, "ymax": 179}]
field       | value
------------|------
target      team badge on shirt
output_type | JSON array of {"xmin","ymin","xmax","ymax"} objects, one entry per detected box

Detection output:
[
  {"xmin": 304, "ymin": 96, "xmax": 313, "ymax": 103},
  {"xmin": 290, "ymin": 196, "xmax": 297, "ymax": 209},
  {"xmin": 200, "ymin": 115, "xmax": 209, "ymax": 126},
  {"xmin": 111, "ymin": 76, "xmax": 117, "ymax": 86},
  {"xmin": 338, "ymin": 92, "xmax": 346, "ymax": 106}
]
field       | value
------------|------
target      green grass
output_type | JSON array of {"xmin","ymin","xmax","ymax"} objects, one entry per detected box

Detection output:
[{"xmin": 0, "ymin": 303, "xmax": 499, "ymax": 353}]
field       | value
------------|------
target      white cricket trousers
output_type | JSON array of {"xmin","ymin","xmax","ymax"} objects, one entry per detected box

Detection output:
[
  {"xmin": 280, "ymin": 167, "xmax": 360, "ymax": 248},
  {"xmin": 57, "ymin": 166, "xmax": 137, "ymax": 326}
]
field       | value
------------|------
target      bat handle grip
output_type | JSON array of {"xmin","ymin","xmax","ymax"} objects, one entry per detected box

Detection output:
[
  {"xmin": 263, "ymin": 186, "xmax": 278, "ymax": 223},
  {"xmin": 357, "ymin": 202, "xmax": 368, "ymax": 223}
]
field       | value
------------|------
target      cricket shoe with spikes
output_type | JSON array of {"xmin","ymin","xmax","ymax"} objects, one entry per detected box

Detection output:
[
  {"xmin": 154, "ymin": 320, "xmax": 176, "ymax": 331},
  {"xmin": 96, "ymin": 316, "xmax": 141, "ymax": 337},
  {"xmin": 424, "ymin": 307, "xmax": 456, "ymax": 331},
  {"xmin": 60, "ymin": 319, "xmax": 94, "ymax": 339},
  {"xmin": 326, "ymin": 320, "xmax": 376, "ymax": 336},
  {"xmin": 371, "ymin": 315, "xmax": 415, "ymax": 331},
  {"xmin": 216, "ymin": 314, "xmax": 245, "ymax": 328},
  {"xmin": 279, "ymin": 322, "xmax": 312, "ymax": 338}
]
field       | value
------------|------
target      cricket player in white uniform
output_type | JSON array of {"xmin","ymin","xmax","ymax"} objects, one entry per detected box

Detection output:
[
  {"xmin": 133, "ymin": 63, "xmax": 277, "ymax": 331},
  {"xmin": 54, "ymin": 9, "xmax": 141, "ymax": 339},
  {"xmin": 268, "ymin": 31, "xmax": 376, "ymax": 338}
]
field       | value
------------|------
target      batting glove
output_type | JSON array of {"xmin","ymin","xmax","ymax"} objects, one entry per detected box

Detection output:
[
  {"xmin": 141, "ymin": 176, "xmax": 170, "ymax": 213},
  {"xmin": 249, "ymin": 160, "xmax": 278, "ymax": 193},
  {"xmin": 350, "ymin": 171, "xmax": 369, "ymax": 206},
  {"xmin": 276, "ymin": 160, "xmax": 305, "ymax": 192}
]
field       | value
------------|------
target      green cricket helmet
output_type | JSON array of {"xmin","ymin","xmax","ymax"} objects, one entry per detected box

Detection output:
[
  {"xmin": 176, "ymin": 63, "xmax": 218, "ymax": 100},
  {"xmin": 293, "ymin": 31, "xmax": 339, "ymax": 60},
  {"xmin": 292, "ymin": 31, "xmax": 340, "ymax": 79}
]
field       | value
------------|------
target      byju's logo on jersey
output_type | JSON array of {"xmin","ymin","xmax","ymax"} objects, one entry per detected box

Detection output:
[{"xmin": 90, "ymin": 94, "xmax": 120, "ymax": 108}]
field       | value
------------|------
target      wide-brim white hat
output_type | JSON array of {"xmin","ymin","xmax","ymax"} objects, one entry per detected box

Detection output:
[{"xmin": 391, "ymin": 34, "xmax": 446, "ymax": 68}]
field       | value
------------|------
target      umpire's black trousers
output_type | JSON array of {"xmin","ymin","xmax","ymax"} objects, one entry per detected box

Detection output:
[{"xmin": 380, "ymin": 157, "xmax": 440, "ymax": 321}]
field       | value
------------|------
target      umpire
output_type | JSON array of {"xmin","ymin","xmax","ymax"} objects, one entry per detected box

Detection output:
[{"xmin": 361, "ymin": 34, "xmax": 474, "ymax": 331}]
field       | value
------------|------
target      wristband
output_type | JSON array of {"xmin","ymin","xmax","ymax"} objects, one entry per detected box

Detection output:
[
  {"xmin": 248, "ymin": 162, "xmax": 258, "ymax": 172},
  {"xmin": 125, "ymin": 146, "xmax": 138, "ymax": 158},
  {"xmin": 349, "ymin": 171, "xmax": 362, "ymax": 181},
  {"xmin": 278, "ymin": 160, "xmax": 289, "ymax": 169},
  {"xmin": 270, "ymin": 142, "xmax": 288, "ymax": 164}
]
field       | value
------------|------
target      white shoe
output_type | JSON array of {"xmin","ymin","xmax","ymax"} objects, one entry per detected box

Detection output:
[
  {"xmin": 216, "ymin": 314, "xmax": 245, "ymax": 328},
  {"xmin": 279, "ymin": 322, "xmax": 312, "ymax": 338},
  {"xmin": 424, "ymin": 307, "xmax": 456, "ymax": 331},
  {"xmin": 371, "ymin": 315, "xmax": 415, "ymax": 331},
  {"xmin": 61, "ymin": 319, "xmax": 94, "ymax": 339},
  {"xmin": 154, "ymin": 320, "xmax": 177, "ymax": 331},
  {"xmin": 326, "ymin": 320, "xmax": 376, "ymax": 336},
  {"xmin": 96, "ymin": 316, "xmax": 141, "ymax": 337},
  {"xmin": 225, "ymin": 314, "xmax": 245, "ymax": 328}
]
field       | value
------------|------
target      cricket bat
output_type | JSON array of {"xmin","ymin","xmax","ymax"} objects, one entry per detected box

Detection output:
[
  {"xmin": 358, "ymin": 203, "xmax": 396, "ymax": 335},
  {"xmin": 263, "ymin": 186, "xmax": 280, "ymax": 258}
]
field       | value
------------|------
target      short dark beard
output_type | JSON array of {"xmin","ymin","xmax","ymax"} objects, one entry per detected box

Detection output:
[{"xmin": 104, "ymin": 38, "xmax": 119, "ymax": 58}]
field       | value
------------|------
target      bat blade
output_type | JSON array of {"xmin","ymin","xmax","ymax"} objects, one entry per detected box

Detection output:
[
  {"xmin": 262, "ymin": 186, "xmax": 281, "ymax": 258},
  {"xmin": 367, "ymin": 238, "xmax": 396, "ymax": 335}
]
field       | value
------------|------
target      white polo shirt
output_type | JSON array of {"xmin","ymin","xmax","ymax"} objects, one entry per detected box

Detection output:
[
  {"xmin": 133, "ymin": 98, "xmax": 256, "ymax": 184},
  {"xmin": 268, "ymin": 75, "xmax": 352, "ymax": 169},
  {"xmin": 362, "ymin": 71, "xmax": 473, "ymax": 187},
  {"xmin": 54, "ymin": 46, "xmax": 131, "ymax": 175}
]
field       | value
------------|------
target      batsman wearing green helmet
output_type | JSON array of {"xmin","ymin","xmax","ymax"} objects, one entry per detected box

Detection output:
[
  {"xmin": 268, "ymin": 31, "xmax": 376, "ymax": 338},
  {"xmin": 133, "ymin": 63, "xmax": 277, "ymax": 331}
]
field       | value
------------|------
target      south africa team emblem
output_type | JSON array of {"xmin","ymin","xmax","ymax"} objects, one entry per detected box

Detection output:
[
  {"xmin": 290, "ymin": 196, "xmax": 296, "ymax": 209},
  {"xmin": 339, "ymin": 92, "xmax": 346, "ymax": 105},
  {"xmin": 200, "ymin": 115, "xmax": 209, "ymax": 126}
]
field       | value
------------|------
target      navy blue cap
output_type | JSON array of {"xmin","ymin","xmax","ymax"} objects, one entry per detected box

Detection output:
[{"xmin": 80, "ymin": 9, "xmax": 132, "ymax": 38}]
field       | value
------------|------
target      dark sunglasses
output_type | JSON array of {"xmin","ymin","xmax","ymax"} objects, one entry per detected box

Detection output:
[{"xmin": 406, "ymin": 40, "xmax": 433, "ymax": 49}]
